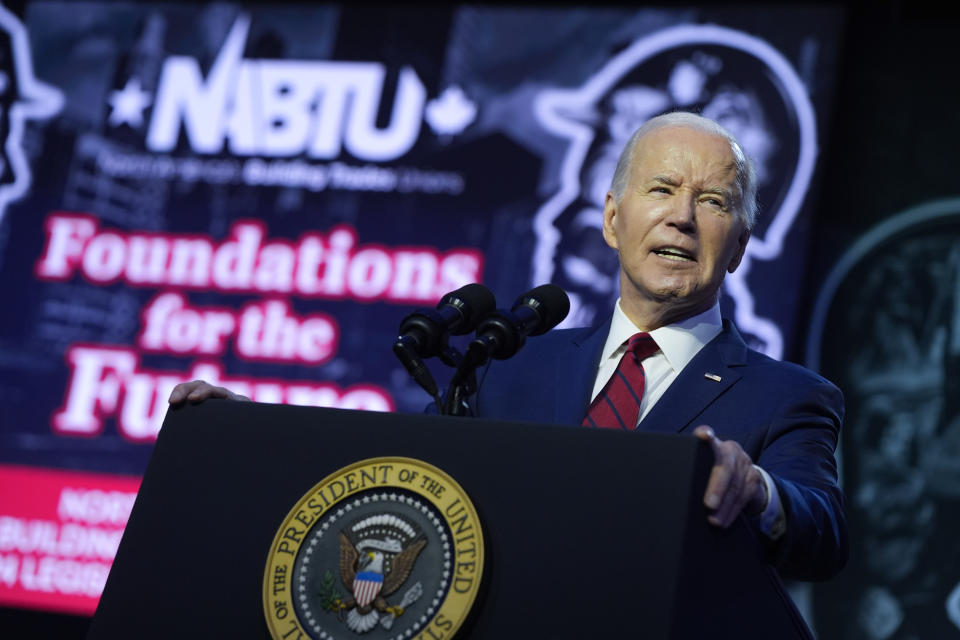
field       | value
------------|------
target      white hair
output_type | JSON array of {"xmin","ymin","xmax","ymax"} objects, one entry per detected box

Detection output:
[{"xmin": 608, "ymin": 111, "xmax": 758, "ymax": 230}]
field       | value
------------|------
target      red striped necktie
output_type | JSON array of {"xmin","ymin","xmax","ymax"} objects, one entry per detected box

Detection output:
[{"xmin": 582, "ymin": 332, "xmax": 659, "ymax": 430}]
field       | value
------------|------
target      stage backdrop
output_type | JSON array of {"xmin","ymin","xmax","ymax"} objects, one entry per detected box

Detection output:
[{"xmin": 0, "ymin": 0, "xmax": 843, "ymax": 624}]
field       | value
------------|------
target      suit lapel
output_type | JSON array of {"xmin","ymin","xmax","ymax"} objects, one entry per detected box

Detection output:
[
  {"xmin": 552, "ymin": 319, "xmax": 610, "ymax": 424},
  {"xmin": 638, "ymin": 320, "xmax": 749, "ymax": 434}
]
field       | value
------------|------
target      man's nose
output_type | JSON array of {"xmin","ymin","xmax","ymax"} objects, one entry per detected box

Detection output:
[{"xmin": 665, "ymin": 194, "xmax": 697, "ymax": 231}]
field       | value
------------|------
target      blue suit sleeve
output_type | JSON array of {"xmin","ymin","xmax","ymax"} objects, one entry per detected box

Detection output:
[{"xmin": 755, "ymin": 380, "xmax": 848, "ymax": 580}]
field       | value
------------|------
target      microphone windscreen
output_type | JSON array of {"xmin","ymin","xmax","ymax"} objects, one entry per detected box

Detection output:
[
  {"xmin": 441, "ymin": 283, "xmax": 496, "ymax": 334},
  {"xmin": 513, "ymin": 284, "xmax": 569, "ymax": 336}
]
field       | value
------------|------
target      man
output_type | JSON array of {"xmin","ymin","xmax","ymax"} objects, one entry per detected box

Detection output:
[
  {"xmin": 170, "ymin": 111, "xmax": 846, "ymax": 580},
  {"xmin": 470, "ymin": 111, "xmax": 846, "ymax": 581}
]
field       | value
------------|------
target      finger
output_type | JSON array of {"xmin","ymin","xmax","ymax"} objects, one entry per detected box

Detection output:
[
  {"xmin": 697, "ymin": 428, "xmax": 730, "ymax": 511},
  {"xmin": 693, "ymin": 425, "xmax": 715, "ymax": 442},
  {"xmin": 704, "ymin": 450, "xmax": 734, "ymax": 512},
  {"xmin": 168, "ymin": 380, "xmax": 205, "ymax": 405},
  {"xmin": 710, "ymin": 453, "xmax": 750, "ymax": 527},
  {"xmin": 187, "ymin": 382, "xmax": 228, "ymax": 403},
  {"xmin": 693, "ymin": 426, "xmax": 748, "ymax": 524},
  {"xmin": 694, "ymin": 425, "xmax": 724, "ymax": 508},
  {"xmin": 168, "ymin": 386, "xmax": 185, "ymax": 405}
]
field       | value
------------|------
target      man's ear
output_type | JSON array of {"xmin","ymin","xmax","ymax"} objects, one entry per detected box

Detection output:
[
  {"xmin": 601, "ymin": 192, "xmax": 619, "ymax": 250},
  {"xmin": 727, "ymin": 227, "xmax": 751, "ymax": 273}
]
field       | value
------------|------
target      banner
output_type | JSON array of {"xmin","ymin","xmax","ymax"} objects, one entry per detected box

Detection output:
[
  {"xmin": 0, "ymin": 465, "xmax": 140, "ymax": 615},
  {"xmin": 0, "ymin": 1, "xmax": 842, "ymax": 616}
]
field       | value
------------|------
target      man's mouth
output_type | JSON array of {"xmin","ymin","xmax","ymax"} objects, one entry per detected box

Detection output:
[{"xmin": 653, "ymin": 247, "xmax": 696, "ymax": 262}]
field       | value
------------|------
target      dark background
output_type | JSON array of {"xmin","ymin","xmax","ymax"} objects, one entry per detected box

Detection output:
[{"xmin": 3, "ymin": 0, "xmax": 960, "ymax": 638}]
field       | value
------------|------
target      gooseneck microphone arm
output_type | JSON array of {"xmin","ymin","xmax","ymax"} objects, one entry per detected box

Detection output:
[{"xmin": 393, "ymin": 337, "xmax": 442, "ymax": 407}]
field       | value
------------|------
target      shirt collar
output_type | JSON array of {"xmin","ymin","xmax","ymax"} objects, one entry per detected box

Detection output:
[{"xmin": 600, "ymin": 299, "xmax": 723, "ymax": 372}]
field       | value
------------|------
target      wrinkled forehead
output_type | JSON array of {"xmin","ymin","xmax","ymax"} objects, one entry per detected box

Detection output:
[{"xmin": 631, "ymin": 126, "xmax": 739, "ymax": 186}]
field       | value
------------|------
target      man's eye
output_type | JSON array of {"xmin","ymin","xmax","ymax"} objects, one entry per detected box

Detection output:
[{"xmin": 651, "ymin": 187, "xmax": 670, "ymax": 194}]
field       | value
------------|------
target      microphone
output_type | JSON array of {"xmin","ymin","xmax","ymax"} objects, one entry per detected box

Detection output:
[
  {"xmin": 394, "ymin": 283, "xmax": 496, "ymax": 358},
  {"xmin": 441, "ymin": 284, "xmax": 567, "ymax": 416},
  {"xmin": 470, "ymin": 284, "xmax": 570, "ymax": 361},
  {"xmin": 393, "ymin": 283, "xmax": 496, "ymax": 401}
]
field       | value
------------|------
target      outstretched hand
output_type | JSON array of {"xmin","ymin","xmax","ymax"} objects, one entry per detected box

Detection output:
[
  {"xmin": 168, "ymin": 380, "xmax": 250, "ymax": 407},
  {"xmin": 694, "ymin": 425, "xmax": 767, "ymax": 528}
]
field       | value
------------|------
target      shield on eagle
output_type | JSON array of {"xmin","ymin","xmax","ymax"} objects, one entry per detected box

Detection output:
[{"xmin": 352, "ymin": 570, "xmax": 384, "ymax": 608}]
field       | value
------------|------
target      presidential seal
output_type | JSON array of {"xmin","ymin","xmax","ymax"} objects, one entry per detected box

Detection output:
[{"xmin": 263, "ymin": 457, "xmax": 484, "ymax": 640}]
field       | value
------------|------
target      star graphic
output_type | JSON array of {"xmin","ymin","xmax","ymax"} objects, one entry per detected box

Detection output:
[{"xmin": 107, "ymin": 77, "xmax": 152, "ymax": 128}]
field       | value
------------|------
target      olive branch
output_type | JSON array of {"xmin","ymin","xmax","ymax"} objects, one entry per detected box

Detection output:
[{"xmin": 317, "ymin": 569, "xmax": 344, "ymax": 611}]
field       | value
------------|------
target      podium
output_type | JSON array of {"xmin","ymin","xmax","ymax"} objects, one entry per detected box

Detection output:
[{"xmin": 87, "ymin": 401, "xmax": 812, "ymax": 639}]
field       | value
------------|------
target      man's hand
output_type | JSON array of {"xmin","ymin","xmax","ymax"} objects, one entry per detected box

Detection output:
[
  {"xmin": 168, "ymin": 380, "xmax": 250, "ymax": 406},
  {"xmin": 694, "ymin": 425, "xmax": 767, "ymax": 528}
]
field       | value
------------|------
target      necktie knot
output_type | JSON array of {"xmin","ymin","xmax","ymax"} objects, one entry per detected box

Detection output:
[{"xmin": 626, "ymin": 332, "xmax": 658, "ymax": 362}]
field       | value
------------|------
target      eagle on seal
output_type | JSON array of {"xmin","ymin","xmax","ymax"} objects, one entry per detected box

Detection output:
[{"xmin": 335, "ymin": 531, "xmax": 427, "ymax": 633}]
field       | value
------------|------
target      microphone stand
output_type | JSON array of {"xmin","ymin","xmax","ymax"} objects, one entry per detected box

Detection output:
[
  {"xmin": 391, "ymin": 283, "xmax": 498, "ymax": 414},
  {"xmin": 440, "ymin": 337, "xmax": 492, "ymax": 416},
  {"xmin": 402, "ymin": 284, "xmax": 568, "ymax": 416},
  {"xmin": 395, "ymin": 328, "xmax": 487, "ymax": 416}
]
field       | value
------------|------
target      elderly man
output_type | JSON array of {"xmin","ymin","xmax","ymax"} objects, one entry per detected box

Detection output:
[
  {"xmin": 170, "ymin": 111, "xmax": 846, "ymax": 580},
  {"xmin": 471, "ymin": 111, "xmax": 846, "ymax": 581}
]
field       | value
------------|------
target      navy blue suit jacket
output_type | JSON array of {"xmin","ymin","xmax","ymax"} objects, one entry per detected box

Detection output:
[{"xmin": 471, "ymin": 318, "xmax": 847, "ymax": 581}]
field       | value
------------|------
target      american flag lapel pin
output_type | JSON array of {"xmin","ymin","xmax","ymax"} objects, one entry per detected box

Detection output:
[{"xmin": 704, "ymin": 373, "xmax": 722, "ymax": 382}]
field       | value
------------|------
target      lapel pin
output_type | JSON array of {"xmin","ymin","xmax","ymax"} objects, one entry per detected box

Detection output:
[{"xmin": 704, "ymin": 373, "xmax": 722, "ymax": 382}]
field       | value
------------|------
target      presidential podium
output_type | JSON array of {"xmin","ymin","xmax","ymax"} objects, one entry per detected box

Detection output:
[{"xmin": 87, "ymin": 401, "xmax": 812, "ymax": 639}]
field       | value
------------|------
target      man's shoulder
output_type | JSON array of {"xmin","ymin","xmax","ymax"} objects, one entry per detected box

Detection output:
[
  {"xmin": 536, "ymin": 323, "xmax": 603, "ymax": 344},
  {"xmin": 745, "ymin": 348, "xmax": 839, "ymax": 390},
  {"xmin": 716, "ymin": 321, "xmax": 841, "ymax": 394},
  {"xmin": 502, "ymin": 320, "xmax": 608, "ymax": 354},
  {"xmin": 474, "ymin": 321, "xmax": 607, "ymax": 422}
]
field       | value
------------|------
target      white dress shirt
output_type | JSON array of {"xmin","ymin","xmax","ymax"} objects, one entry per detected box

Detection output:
[
  {"xmin": 590, "ymin": 300, "xmax": 723, "ymax": 420},
  {"xmin": 589, "ymin": 299, "xmax": 784, "ymax": 539}
]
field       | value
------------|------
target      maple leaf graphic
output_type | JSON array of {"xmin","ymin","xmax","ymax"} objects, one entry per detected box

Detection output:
[{"xmin": 425, "ymin": 86, "xmax": 477, "ymax": 137}]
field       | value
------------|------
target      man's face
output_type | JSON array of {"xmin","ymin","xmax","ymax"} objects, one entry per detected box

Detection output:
[{"xmin": 602, "ymin": 126, "xmax": 750, "ymax": 327}]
